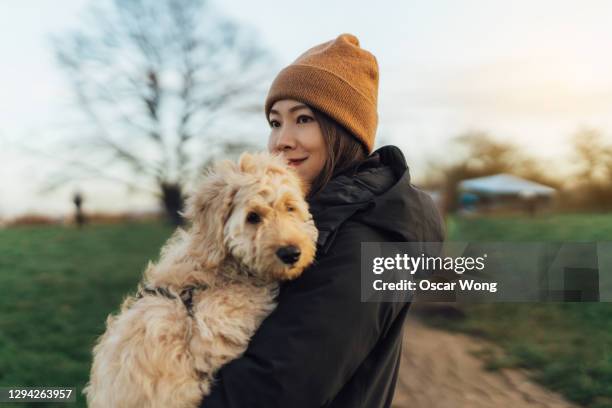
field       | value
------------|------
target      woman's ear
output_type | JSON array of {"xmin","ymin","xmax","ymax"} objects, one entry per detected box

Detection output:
[{"xmin": 184, "ymin": 160, "xmax": 238, "ymax": 268}]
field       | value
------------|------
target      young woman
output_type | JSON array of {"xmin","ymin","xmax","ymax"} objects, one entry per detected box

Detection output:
[{"xmin": 203, "ymin": 33, "xmax": 444, "ymax": 408}]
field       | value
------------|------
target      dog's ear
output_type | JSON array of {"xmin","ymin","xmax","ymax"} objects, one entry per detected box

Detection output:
[
  {"xmin": 238, "ymin": 151, "xmax": 286, "ymax": 175},
  {"xmin": 237, "ymin": 152, "xmax": 259, "ymax": 174},
  {"xmin": 239, "ymin": 151, "xmax": 309, "ymax": 195},
  {"xmin": 268, "ymin": 152, "xmax": 309, "ymax": 196},
  {"xmin": 184, "ymin": 160, "xmax": 238, "ymax": 268}
]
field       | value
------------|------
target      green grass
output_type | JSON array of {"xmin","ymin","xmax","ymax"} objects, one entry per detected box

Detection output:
[
  {"xmin": 0, "ymin": 223, "xmax": 173, "ymax": 407},
  {"xmin": 1, "ymin": 214, "xmax": 612, "ymax": 407},
  {"xmin": 425, "ymin": 212, "xmax": 612, "ymax": 408},
  {"xmin": 447, "ymin": 212, "xmax": 612, "ymax": 241}
]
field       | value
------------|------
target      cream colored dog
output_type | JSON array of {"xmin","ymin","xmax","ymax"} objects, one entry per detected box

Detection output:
[{"xmin": 84, "ymin": 152, "xmax": 318, "ymax": 408}]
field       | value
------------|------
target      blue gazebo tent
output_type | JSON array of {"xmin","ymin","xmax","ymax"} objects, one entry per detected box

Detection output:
[
  {"xmin": 458, "ymin": 173, "xmax": 555, "ymax": 214},
  {"xmin": 459, "ymin": 174, "xmax": 555, "ymax": 196}
]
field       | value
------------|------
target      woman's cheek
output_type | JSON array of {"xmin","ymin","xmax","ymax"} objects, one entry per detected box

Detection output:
[
  {"xmin": 266, "ymin": 134, "xmax": 276, "ymax": 153},
  {"xmin": 305, "ymin": 160, "xmax": 321, "ymax": 184}
]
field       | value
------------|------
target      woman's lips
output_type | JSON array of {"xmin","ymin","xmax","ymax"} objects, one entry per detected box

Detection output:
[{"xmin": 287, "ymin": 157, "xmax": 308, "ymax": 167}]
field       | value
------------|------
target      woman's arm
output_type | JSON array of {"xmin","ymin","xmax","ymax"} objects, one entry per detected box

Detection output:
[{"xmin": 201, "ymin": 221, "xmax": 406, "ymax": 408}]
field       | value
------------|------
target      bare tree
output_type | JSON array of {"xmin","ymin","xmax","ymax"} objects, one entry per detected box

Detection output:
[
  {"xmin": 567, "ymin": 128, "xmax": 612, "ymax": 210},
  {"xmin": 53, "ymin": 0, "xmax": 271, "ymax": 224},
  {"xmin": 571, "ymin": 128, "xmax": 612, "ymax": 185}
]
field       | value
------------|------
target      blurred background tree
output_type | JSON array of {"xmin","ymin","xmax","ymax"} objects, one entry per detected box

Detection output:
[
  {"xmin": 564, "ymin": 128, "xmax": 612, "ymax": 211},
  {"xmin": 52, "ymin": 0, "xmax": 271, "ymax": 224},
  {"xmin": 422, "ymin": 131, "xmax": 560, "ymax": 214}
]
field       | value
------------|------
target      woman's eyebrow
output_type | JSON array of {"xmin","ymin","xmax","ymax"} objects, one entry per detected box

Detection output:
[{"xmin": 269, "ymin": 104, "xmax": 310, "ymax": 115}]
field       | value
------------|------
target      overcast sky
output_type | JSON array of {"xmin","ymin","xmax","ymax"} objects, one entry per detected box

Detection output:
[{"xmin": 2, "ymin": 0, "xmax": 612, "ymax": 218}]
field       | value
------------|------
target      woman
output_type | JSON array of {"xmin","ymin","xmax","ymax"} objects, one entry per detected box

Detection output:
[{"xmin": 203, "ymin": 33, "xmax": 444, "ymax": 408}]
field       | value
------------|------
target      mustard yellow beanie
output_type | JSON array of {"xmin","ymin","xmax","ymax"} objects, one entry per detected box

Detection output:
[{"xmin": 265, "ymin": 33, "xmax": 379, "ymax": 153}]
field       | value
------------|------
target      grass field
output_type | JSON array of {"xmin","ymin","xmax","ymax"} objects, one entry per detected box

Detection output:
[
  {"xmin": 0, "ymin": 213, "xmax": 611, "ymax": 407},
  {"xmin": 431, "ymin": 212, "xmax": 612, "ymax": 408},
  {"xmin": 0, "ymin": 222, "xmax": 174, "ymax": 407}
]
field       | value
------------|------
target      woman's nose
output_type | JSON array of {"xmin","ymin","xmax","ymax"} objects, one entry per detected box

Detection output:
[{"xmin": 274, "ymin": 127, "xmax": 297, "ymax": 151}]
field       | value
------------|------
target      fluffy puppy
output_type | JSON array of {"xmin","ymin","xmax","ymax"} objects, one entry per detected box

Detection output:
[{"xmin": 85, "ymin": 152, "xmax": 318, "ymax": 408}]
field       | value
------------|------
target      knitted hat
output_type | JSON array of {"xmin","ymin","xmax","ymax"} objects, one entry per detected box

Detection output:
[{"xmin": 265, "ymin": 33, "xmax": 379, "ymax": 153}]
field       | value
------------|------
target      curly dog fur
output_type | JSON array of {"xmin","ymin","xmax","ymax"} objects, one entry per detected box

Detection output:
[{"xmin": 84, "ymin": 152, "xmax": 318, "ymax": 408}]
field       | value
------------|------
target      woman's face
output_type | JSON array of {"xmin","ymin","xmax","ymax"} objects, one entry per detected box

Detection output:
[{"xmin": 267, "ymin": 99, "xmax": 327, "ymax": 188}]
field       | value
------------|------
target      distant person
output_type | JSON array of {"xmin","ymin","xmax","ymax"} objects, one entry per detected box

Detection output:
[
  {"xmin": 202, "ymin": 34, "xmax": 445, "ymax": 408},
  {"xmin": 161, "ymin": 182, "xmax": 184, "ymax": 226},
  {"xmin": 73, "ymin": 191, "xmax": 86, "ymax": 227}
]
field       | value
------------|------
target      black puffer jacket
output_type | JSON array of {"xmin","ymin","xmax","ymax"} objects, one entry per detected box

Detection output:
[{"xmin": 203, "ymin": 145, "xmax": 444, "ymax": 408}]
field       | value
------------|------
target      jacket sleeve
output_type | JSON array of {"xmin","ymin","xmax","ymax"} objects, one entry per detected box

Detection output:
[{"xmin": 201, "ymin": 221, "xmax": 406, "ymax": 407}]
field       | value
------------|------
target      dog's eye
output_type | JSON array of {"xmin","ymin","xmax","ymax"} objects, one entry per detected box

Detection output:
[
  {"xmin": 246, "ymin": 212, "xmax": 262, "ymax": 224},
  {"xmin": 287, "ymin": 205, "xmax": 295, "ymax": 212}
]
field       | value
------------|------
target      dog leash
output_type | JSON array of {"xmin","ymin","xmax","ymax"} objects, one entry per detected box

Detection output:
[
  {"xmin": 135, "ymin": 284, "xmax": 209, "ymax": 317},
  {"xmin": 134, "ymin": 283, "xmax": 216, "ymax": 383}
]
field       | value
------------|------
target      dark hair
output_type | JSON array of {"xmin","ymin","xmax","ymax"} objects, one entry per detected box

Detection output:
[{"xmin": 308, "ymin": 107, "xmax": 369, "ymax": 199}]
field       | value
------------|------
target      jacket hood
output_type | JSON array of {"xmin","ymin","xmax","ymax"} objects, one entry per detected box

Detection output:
[{"xmin": 308, "ymin": 145, "xmax": 444, "ymax": 253}]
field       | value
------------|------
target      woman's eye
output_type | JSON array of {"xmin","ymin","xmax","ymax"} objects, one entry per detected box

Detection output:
[
  {"xmin": 246, "ymin": 212, "xmax": 262, "ymax": 224},
  {"xmin": 269, "ymin": 120, "xmax": 280, "ymax": 128},
  {"xmin": 297, "ymin": 115, "xmax": 313, "ymax": 124}
]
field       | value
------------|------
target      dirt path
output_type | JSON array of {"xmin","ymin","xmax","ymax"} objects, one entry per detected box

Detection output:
[{"xmin": 392, "ymin": 315, "xmax": 579, "ymax": 408}]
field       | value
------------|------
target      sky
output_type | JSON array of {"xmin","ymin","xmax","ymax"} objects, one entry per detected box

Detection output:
[{"xmin": 2, "ymin": 0, "xmax": 612, "ymax": 218}]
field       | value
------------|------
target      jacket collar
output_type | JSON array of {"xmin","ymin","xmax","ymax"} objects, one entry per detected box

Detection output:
[{"xmin": 308, "ymin": 145, "xmax": 408, "ymax": 253}]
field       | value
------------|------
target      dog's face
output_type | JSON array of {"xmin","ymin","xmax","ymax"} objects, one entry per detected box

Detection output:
[{"xmin": 185, "ymin": 152, "xmax": 318, "ymax": 282}]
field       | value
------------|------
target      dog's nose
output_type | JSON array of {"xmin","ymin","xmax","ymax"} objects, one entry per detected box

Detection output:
[{"xmin": 276, "ymin": 245, "xmax": 301, "ymax": 265}]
